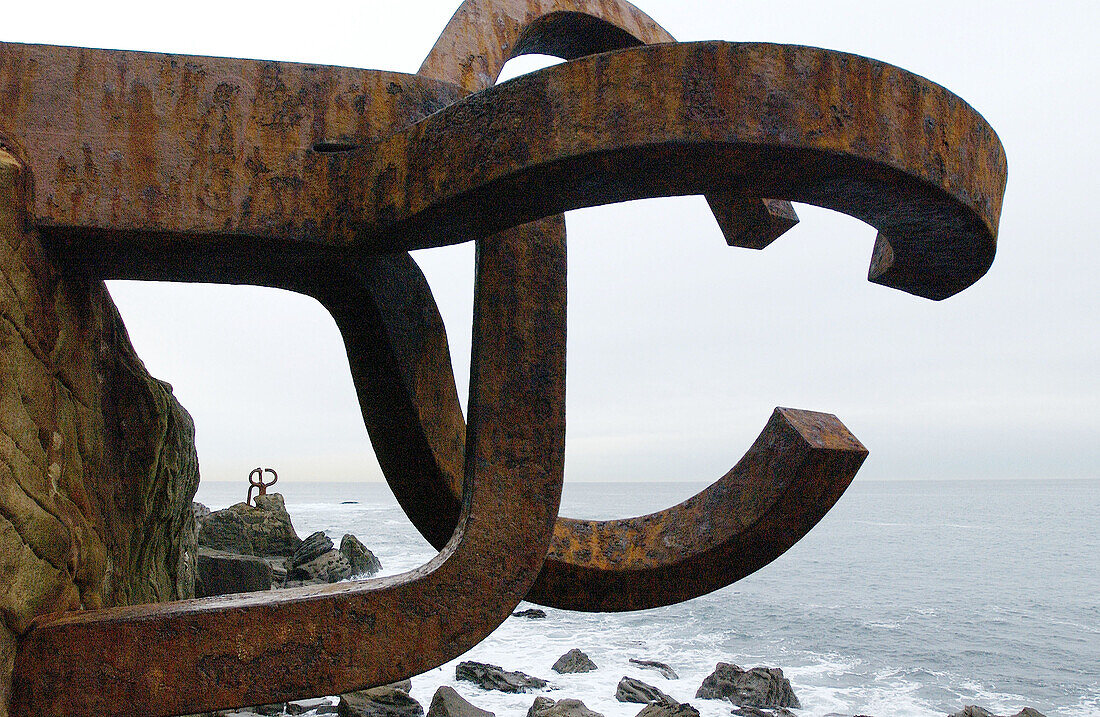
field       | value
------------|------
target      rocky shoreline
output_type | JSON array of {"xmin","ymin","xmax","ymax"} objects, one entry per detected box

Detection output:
[
  {"xmin": 184, "ymin": 496, "xmax": 1048, "ymax": 717},
  {"xmin": 182, "ymin": 646, "xmax": 1048, "ymax": 717},
  {"xmin": 193, "ymin": 494, "xmax": 381, "ymax": 596}
]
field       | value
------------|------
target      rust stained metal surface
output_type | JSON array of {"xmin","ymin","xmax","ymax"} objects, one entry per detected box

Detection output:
[
  {"xmin": 247, "ymin": 467, "xmax": 278, "ymax": 505},
  {"xmin": 0, "ymin": 0, "xmax": 1008, "ymax": 713},
  {"xmin": 11, "ymin": 218, "xmax": 568, "ymax": 716}
]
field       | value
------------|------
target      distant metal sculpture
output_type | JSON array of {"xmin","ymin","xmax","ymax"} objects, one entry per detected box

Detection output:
[
  {"xmin": 0, "ymin": 0, "xmax": 1006, "ymax": 714},
  {"xmin": 247, "ymin": 467, "xmax": 278, "ymax": 505}
]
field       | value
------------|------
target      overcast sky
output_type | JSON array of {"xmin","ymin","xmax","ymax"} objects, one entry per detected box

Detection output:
[{"xmin": 6, "ymin": 1, "xmax": 1097, "ymax": 485}]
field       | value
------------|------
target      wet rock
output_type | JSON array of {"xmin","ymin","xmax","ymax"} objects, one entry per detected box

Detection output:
[
  {"xmin": 387, "ymin": 680, "xmax": 413, "ymax": 693},
  {"xmin": 629, "ymin": 659, "xmax": 678, "ymax": 680},
  {"xmin": 456, "ymin": 661, "xmax": 549, "ymax": 693},
  {"xmin": 253, "ymin": 703, "xmax": 286, "ymax": 715},
  {"xmin": 292, "ymin": 531, "xmax": 335, "ymax": 565},
  {"xmin": 199, "ymin": 493, "xmax": 302, "ymax": 557},
  {"xmin": 950, "ymin": 708, "xmax": 1046, "ymax": 717},
  {"xmin": 286, "ymin": 549, "xmax": 353, "ymax": 584},
  {"xmin": 512, "ymin": 608, "xmax": 548, "ymax": 619},
  {"xmin": 527, "ymin": 697, "xmax": 603, "ymax": 717},
  {"xmin": 730, "ymin": 708, "xmax": 795, "ymax": 717},
  {"xmin": 616, "ymin": 676, "xmax": 677, "ymax": 705},
  {"xmin": 635, "ymin": 702, "xmax": 700, "ymax": 717},
  {"xmin": 339, "ymin": 686, "xmax": 424, "ymax": 717},
  {"xmin": 288, "ymin": 699, "xmax": 338, "ymax": 715},
  {"xmin": 341, "ymin": 533, "xmax": 382, "ymax": 576},
  {"xmin": 426, "ymin": 686, "xmax": 495, "ymax": 717},
  {"xmin": 695, "ymin": 663, "xmax": 800, "ymax": 709},
  {"xmin": 552, "ymin": 648, "xmax": 598, "ymax": 673},
  {"xmin": 195, "ymin": 548, "xmax": 273, "ymax": 597}
]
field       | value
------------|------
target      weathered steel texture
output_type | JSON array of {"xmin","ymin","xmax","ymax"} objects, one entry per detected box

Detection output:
[
  {"xmin": 350, "ymin": 41, "xmax": 1005, "ymax": 300},
  {"xmin": 10, "ymin": 218, "xmax": 568, "ymax": 717},
  {"xmin": 418, "ymin": 0, "xmax": 800, "ymax": 250},
  {"xmin": 0, "ymin": 41, "xmax": 463, "ymax": 250},
  {"xmin": 247, "ymin": 467, "xmax": 278, "ymax": 505},
  {"xmin": 0, "ymin": 0, "xmax": 1009, "ymax": 712},
  {"xmin": 418, "ymin": 0, "xmax": 674, "ymax": 92}
]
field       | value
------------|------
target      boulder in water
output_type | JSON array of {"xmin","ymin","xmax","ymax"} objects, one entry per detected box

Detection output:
[
  {"xmin": 552, "ymin": 649, "xmax": 598, "ymax": 673},
  {"xmin": 339, "ymin": 687, "xmax": 423, "ymax": 717},
  {"xmin": 950, "ymin": 708, "xmax": 1046, "ymax": 717},
  {"xmin": 456, "ymin": 661, "xmax": 548, "ymax": 693},
  {"xmin": 695, "ymin": 663, "xmax": 800, "ymax": 709},
  {"xmin": 512, "ymin": 608, "xmax": 548, "ymax": 619},
  {"xmin": 426, "ymin": 686, "xmax": 495, "ymax": 717},
  {"xmin": 635, "ymin": 703, "xmax": 700, "ymax": 717},
  {"xmin": 341, "ymin": 533, "xmax": 382, "ymax": 576},
  {"xmin": 629, "ymin": 659, "xmax": 678, "ymax": 680},
  {"xmin": 198, "ymin": 493, "xmax": 302, "ymax": 557},
  {"xmin": 527, "ymin": 697, "xmax": 603, "ymax": 717},
  {"xmin": 616, "ymin": 676, "xmax": 676, "ymax": 705}
]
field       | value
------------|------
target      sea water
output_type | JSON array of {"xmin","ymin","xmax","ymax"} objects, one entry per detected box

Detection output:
[{"xmin": 194, "ymin": 478, "xmax": 1100, "ymax": 717}]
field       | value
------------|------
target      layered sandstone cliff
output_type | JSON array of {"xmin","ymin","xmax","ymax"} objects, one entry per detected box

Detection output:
[{"xmin": 0, "ymin": 147, "xmax": 200, "ymax": 713}]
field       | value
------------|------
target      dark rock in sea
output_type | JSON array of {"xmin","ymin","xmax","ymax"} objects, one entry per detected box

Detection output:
[
  {"xmin": 950, "ymin": 708, "xmax": 1046, "ymax": 717},
  {"xmin": 286, "ymin": 548, "xmax": 354, "ymax": 584},
  {"xmin": 456, "ymin": 661, "xmax": 549, "ymax": 692},
  {"xmin": 342, "ymin": 501, "xmax": 359, "ymax": 504},
  {"xmin": 730, "ymin": 707, "xmax": 795, "ymax": 717},
  {"xmin": 198, "ymin": 493, "xmax": 302, "ymax": 557},
  {"xmin": 195, "ymin": 547, "xmax": 274, "ymax": 597},
  {"xmin": 552, "ymin": 648, "xmax": 598, "ymax": 673},
  {"xmin": 695, "ymin": 663, "xmax": 800, "ymax": 709},
  {"xmin": 635, "ymin": 702, "xmax": 700, "ymax": 717},
  {"xmin": 286, "ymin": 531, "xmax": 353, "ymax": 584},
  {"xmin": 339, "ymin": 686, "xmax": 424, "ymax": 717},
  {"xmin": 527, "ymin": 696, "xmax": 604, "ymax": 717},
  {"xmin": 252, "ymin": 703, "xmax": 287, "ymax": 715},
  {"xmin": 292, "ymin": 530, "xmax": 335, "ymax": 565},
  {"xmin": 616, "ymin": 676, "xmax": 677, "ymax": 705},
  {"xmin": 629, "ymin": 659, "xmax": 678, "ymax": 680},
  {"xmin": 288, "ymin": 698, "xmax": 339, "ymax": 715},
  {"xmin": 426, "ymin": 686, "xmax": 495, "ymax": 717},
  {"xmin": 513, "ymin": 608, "xmax": 548, "ymax": 619},
  {"xmin": 387, "ymin": 679, "xmax": 413, "ymax": 693},
  {"xmin": 342, "ymin": 533, "xmax": 382, "ymax": 576}
]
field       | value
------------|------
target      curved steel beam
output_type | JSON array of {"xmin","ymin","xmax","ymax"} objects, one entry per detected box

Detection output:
[
  {"xmin": 8, "ymin": 123, "xmax": 568, "ymax": 717},
  {"xmin": 418, "ymin": 0, "xmax": 800, "ymax": 247},
  {"xmin": 348, "ymin": 41, "xmax": 1006, "ymax": 300}
]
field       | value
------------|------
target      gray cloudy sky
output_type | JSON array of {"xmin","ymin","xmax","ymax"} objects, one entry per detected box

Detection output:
[{"xmin": 7, "ymin": 1, "xmax": 1098, "ymax": 484}]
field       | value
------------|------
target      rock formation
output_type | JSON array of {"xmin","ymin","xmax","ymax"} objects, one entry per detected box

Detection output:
[
  {"xmin": 696, "ymin": 663, "xmax": 800, "ymax": 710},
  {"xmin": 629, "ymin": 659, "xmax": 678, "ymax": 680},
  {"xmin": 552, "ymin": 649, "xmax": 598, "ymax": 674},
  {"xmin": 338, "ymin": 687, "xmax": 423, "ymax": 717},
  {"xmin": 456, "ymin": 661, "xmax": 549, "ymax": 693},
  {"xmin": 426, "ymin": 686, "xmax": 495, "ymax": 717},
  {"xmin": 0, "ymin": 148, "xmax": 199, "ymax": 713},
  {"xmin": 616, "ymin": 676, "xmax": 676, "ymax": 705},
  {"xmin": 195, "ymin": 499, "xmax": 382, "ymax": 595},
  {"xmin": 635, "ymin": 703, "xmax": 700, "ymax": 717},
  {"xmin": 527, "ymin": 697, "xmax": 603, "ymax": 717}
]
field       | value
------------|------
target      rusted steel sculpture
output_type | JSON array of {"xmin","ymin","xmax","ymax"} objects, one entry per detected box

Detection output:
[
  {"xmin": 0, "ymin": 0, "xmax": 1006, "ymax": 714},
  {"xmin": 247, "ymin": 467, "xmax": 278, "ymax": 505}
]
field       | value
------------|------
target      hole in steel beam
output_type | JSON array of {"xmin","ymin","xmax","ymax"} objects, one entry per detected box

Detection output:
[{"xmin": 312, "ymin": 141, "xmax": 359, "ymax": 154}]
